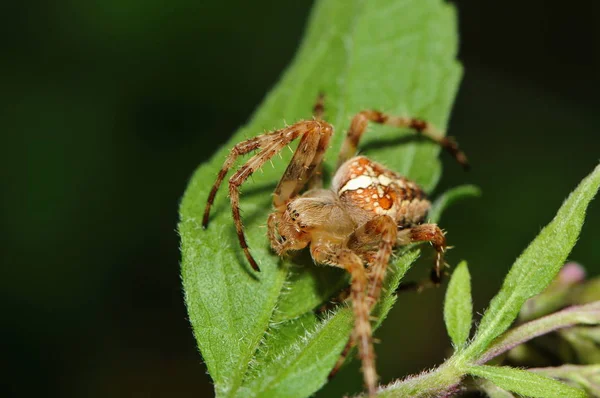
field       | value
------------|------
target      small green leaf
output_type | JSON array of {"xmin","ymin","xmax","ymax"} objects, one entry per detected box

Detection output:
[
  {"xmin": 468, "ymin": 365, "xmax": 587, "ymax": 398},
  {"xmin": 429, "ymin": 184, "xmax": 481, "ymax": 223},
  {"xmin": 463, "ymin": 164, "xmax": 600, "ymax": 360},
  {"xmin": 444, "ymin": 261, "xmax": 473, "ymax": 349}
]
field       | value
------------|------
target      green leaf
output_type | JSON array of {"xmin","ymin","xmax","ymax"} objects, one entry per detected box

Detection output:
[
  {"xmin": 468, "ymin": 365, "xmax": 587, "ymax": 398},
  {"xmin": 179, "ymin": 0, "xmax": 462, "ymax": 396},
  {"xmin": 429, "ymin": 184, "xmax": 481, "ymax": 224},
  {"xmin": 444, "ymin": 261, "xmax": 473, "ymax": 349},
  {"xmin": 462, "ymin": 164, "xmax": 600, "ymax": 360}
]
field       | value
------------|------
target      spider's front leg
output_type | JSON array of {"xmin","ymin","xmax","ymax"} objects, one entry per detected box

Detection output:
[
  {"xmin": 203, "ymin": 119, "xmax": 333, "ymax": 271},
  {"xmin": 203, "ymin": 131, "xmax": 284, "ymax": 227}
]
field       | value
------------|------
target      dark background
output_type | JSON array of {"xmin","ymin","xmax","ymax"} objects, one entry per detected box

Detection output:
[{"xmin": 3, "ymin": 1, "xmax": 599, "ymax": 397}]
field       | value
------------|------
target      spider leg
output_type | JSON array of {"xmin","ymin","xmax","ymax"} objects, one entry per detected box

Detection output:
[
  {"xmin": 396, "ymin": 223, "xmax": 448, "ymax": 290},
  {"xmin": 203, "ymin": 130, "xmax": 286, "ymax": 227},
  {"xmin": 328, "ymin": 216, "xmax": 396, "ymax": 381},
  {"xmin": 273, "ymin": 122, "xmax": 332, "ymax": 209},
  {"xmin": 307, "ymin": 93, "xmax": 327, "ymax": 189},
  {"xmin": 228, "ymin": 141, "xmax": 289, "ymax": 271},
  {"xmin": 347, "ymin": 215, "xmax": 398, "ymax": 309},
  {"xmin": 311, "ymin": 241, "xmax": 377, "ymax": 398},
  {"xmin": 337, "ymin": 110, "xmax": 469, "ymax": 170}
]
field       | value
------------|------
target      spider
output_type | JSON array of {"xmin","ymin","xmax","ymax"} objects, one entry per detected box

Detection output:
[{"xmin": 202, "ymin": 94, "xmax": 468, "ymax": 397}]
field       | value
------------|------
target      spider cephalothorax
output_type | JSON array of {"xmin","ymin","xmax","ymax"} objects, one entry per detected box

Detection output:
[{"xmin": 202, "ymin": 95, "xmax": 468, "ymax": 397}]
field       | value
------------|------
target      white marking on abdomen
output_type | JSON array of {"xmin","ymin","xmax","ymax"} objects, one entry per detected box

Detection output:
[{"xmin": 339, "ymin": 175, "xmax": 374, "ymax": 194}]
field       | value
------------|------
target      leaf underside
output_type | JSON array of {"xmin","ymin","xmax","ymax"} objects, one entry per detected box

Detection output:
[{"xmin": 179, "ymin": 0, "xmax": 462, "ymax": 397}]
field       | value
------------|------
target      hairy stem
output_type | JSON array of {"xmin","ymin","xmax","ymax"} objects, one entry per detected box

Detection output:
[{"xmin": 374, "ymin": 358, "xmax": 466, "ymax": 397}]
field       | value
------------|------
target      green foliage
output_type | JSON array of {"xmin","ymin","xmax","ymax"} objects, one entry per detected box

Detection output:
[
  {"xmin": 444, "ymin": 261, "xmax": 472, "ymax": 349},
  {"xmin": 179, "ymin": 0, "xmax": 463, "ymax": 397},
  {"xmin": 467, "ymin": 365, "xmax": 587, "ymax": 398}
]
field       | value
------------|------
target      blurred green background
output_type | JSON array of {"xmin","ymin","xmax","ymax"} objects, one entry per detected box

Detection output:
[{"xmin": 2, "ymin": 1, "xmax": 599, "ymax": 397}]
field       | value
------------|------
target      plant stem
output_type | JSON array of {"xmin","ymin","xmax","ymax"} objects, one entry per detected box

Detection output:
[{"xmin": 375, "ymin": 358, "xmax": 466, "ymax": 397}]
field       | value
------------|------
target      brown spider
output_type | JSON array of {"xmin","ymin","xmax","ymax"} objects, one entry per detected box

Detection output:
[{"xmin": 202, "ymin": 95, "xmax": 468, "ymax": 397}]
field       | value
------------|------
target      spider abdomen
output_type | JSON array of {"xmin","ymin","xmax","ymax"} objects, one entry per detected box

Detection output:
[{"xmin": 332, "ymin": 156, "xmax": 430, "ymax": 226}]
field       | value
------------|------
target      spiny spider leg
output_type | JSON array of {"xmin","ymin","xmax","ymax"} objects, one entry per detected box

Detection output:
[
  {"xmin": 394, "ymin": 224, "xmax": 448, "ymax": 293},
  {"xmin": 311, "ymin": 242, "xmax": 377, "ymax": 397},
  {"xmin": 347, "ymin": 215, "xmax": 398, "ymax": 309},
  {"xmin": 397, "ymin": 224, "xmax": 447, "ymax": 284},
  {"xmin": 329, "ymin": 215, "xmax": 397, "ymax": 382},
  {"xmin": 204, "ymin": 120, "xmax": 333, "ymax": 271},
  {"xmin": 203, "ymin": 130, "xmax": 287, "ymax": 227},
  {"xmin": 272, "ymin": 122, "xmax": 332, "ymax": 209},
  {"xmin": 337, "ymin": 110, "xmax": 469, "ymax": 170},
  {"xmin": 227, "ymin": 141, "xmax": 288, "ymax": 270}
]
